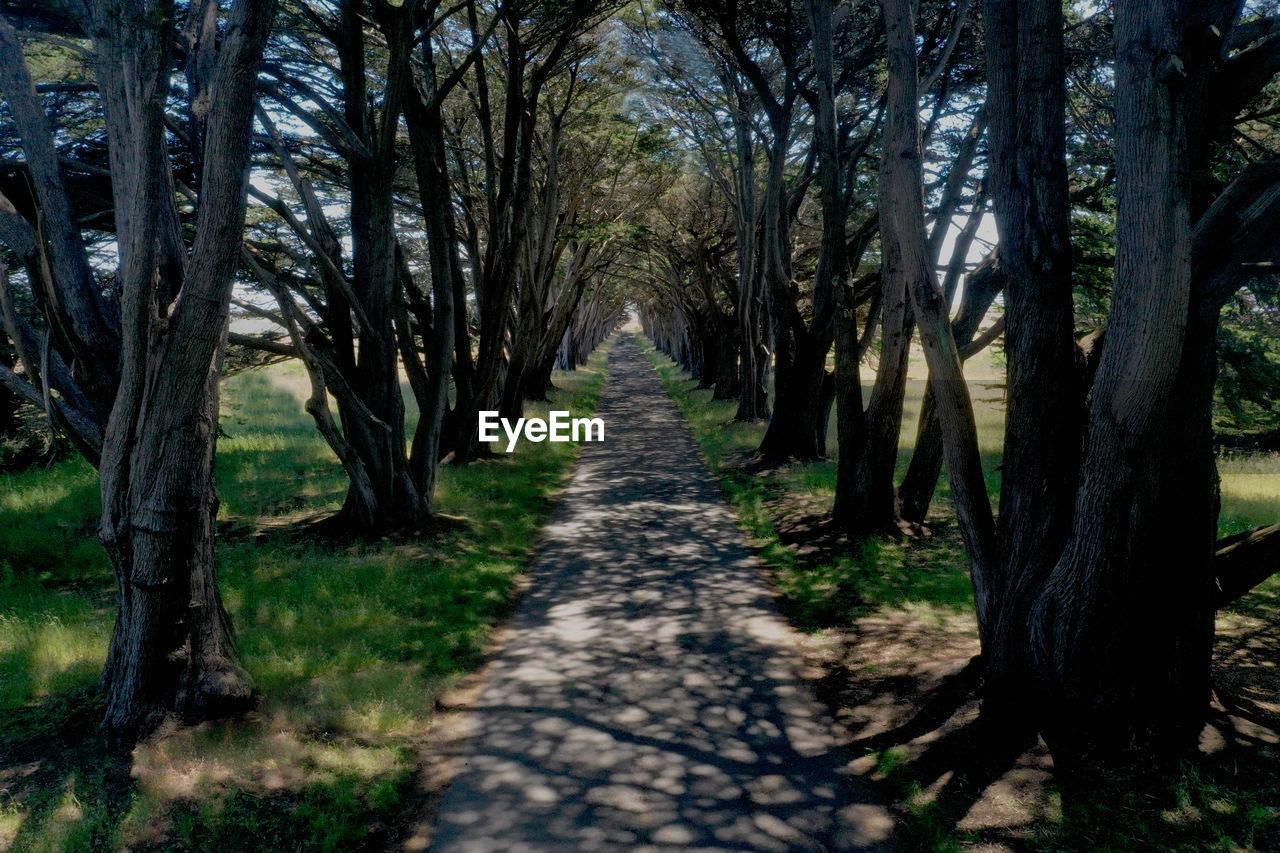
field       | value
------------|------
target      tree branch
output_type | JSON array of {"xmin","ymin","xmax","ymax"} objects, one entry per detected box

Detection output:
[
  {"xmin": 1215, "ymin": 522, "xmax": 1280, "ymax": 608},
  {"xmin": 226, "ymin": 331, "xmax": 298, "ymax": 357}
]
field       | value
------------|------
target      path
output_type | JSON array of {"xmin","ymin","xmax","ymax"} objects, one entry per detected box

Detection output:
[{"xmin": 428, "ymin": 334, "xmax": 894, "ymax": 852}]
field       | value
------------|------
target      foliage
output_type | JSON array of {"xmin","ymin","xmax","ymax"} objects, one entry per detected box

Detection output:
[{"xmin": 1217, "ymin": 277, "xmax": 1280, "ymax": 435}]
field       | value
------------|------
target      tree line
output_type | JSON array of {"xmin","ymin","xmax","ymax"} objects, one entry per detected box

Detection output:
[
  {"xmin": 0, "ymin": 0, "xmax": 644, "ymax": 734},
  {"xmin": 635, "ymin": 0, "xmax": 1280, "ymax": 767}
]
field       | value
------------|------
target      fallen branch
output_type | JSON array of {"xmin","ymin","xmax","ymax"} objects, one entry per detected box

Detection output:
[{"xmin": 1215, "ymin": 522, "xmax": 1280, "ymax": 608}]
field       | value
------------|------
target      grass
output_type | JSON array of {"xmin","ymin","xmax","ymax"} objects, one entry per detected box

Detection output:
[
  {"xmin": 638, "ymin": 336, "xmax": 1006, "ymax": 627},
  {"xmin": 1218, "ymin": 450, "xmax": 1280, "ymax": 538},
  {"xmin": 0, "ymin": 340, "xmax": 613, "ymax": 852},
  {"xmin": 639, "ymin": 335, "xmax": 1280, "ymax": 853}
]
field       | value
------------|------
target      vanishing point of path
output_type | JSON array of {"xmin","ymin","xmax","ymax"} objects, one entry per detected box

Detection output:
[{"xmin": 428, "ymin": 335, "xmax": 895, "ymax": 852}]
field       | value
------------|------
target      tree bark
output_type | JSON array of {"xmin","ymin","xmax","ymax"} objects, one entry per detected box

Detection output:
[
  {"xmin": 879, "ymin": 0, "xmax": 997, "ymax": 619},
  {"xmin": 91, "ymin": 0, "xmax": 276, "ymax": 735},
  {"xmin": 759, "ymin": 0, "xmax": 843, "ymax": 464},
  {"xmin": 0, "ymin": 15, "xmax": 119, "ymax": 425},
  {"xmin": 728, "ymin": 74, "xmax": 769, "ymax": 422},
  {"xmin": 898, "ymin": 257, "xmax": 1003, "ymax": 522},
  {"xmin": 1215, "ymin": 522, "xmax": 1280, "ymax": 608},
  {"xmin": 331, "ymin": 3, "xmax": 427, "ymax": 529},
  {"xmin": 979, "ymin": 0, "xmax": 1081, "ymax": 722},
  {"xmin": 1028, "ymin": 0, "xmax": 1205, "ymax": 756},
  {"xmin": 401, "ymin": 17, "xmax": 460, "ymax": 511}
]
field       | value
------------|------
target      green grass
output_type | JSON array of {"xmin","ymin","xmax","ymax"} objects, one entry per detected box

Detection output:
[
  {"xmin": 1218, "ymin": 451, "xmax": 1280, "ymax": 538},
  {"xmin": 640, "ymin": 337, "xmax": 1280, "ymax": 619},
  {"xmin": 639, "ymin": 335, "xmax": 1280, "ymax": 853},
  {"xmin": 638, "ymin": 337, "xmax": 1005, "ymax": 627},
  {"xmin": 0, "ymin": 340, "xmax": 613, "ymax": 852}
]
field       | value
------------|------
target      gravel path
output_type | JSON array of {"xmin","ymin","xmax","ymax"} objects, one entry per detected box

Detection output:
[{"xmin": 428, "ymin": 334, "xmax": 895, "ymax": 852}]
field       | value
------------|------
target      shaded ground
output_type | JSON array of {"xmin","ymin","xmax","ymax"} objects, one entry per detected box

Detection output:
[
  {"xmin": 426, "ymin": 335, "xmax": 895, "ymax": 852},
  {"xmin": 800, "ymin": 589, "xmax": 1280, "ymax": 852},
  {"xmin": 642, "ymin": 342, "xmax": 1280, "ymax": 852},
  {"xmin": 744, "ymin": 480, "xmax": 1280, "ymax": 851}
]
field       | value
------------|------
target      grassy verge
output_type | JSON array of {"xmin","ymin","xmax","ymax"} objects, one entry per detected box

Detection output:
[
  {"xmin": 637, "ymin": 335, "xmax": 995, "ymax": 628},
  {"xmin": 0, "ymin": 339, "xmax": 612, "ymax": 852},
  {"xmin": 639, "ymin": 336, "xmax": 1280, "ymax": 853}
]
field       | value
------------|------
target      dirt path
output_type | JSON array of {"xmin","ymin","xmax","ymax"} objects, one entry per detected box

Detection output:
[{"xmin": 427, "ymin": 334, "xmax": 894, "ymax": 852}]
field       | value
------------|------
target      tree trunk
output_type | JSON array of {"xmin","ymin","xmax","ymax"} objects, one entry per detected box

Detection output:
[
  {"xmin": 979, "ymin": 0, "xmax": 1081, "ymax": 722},
  {"xmin": 93, "ymin": 0, "xmax": 275, "ymax": 735},
  {"xmin": 329, "ymin": 5, "xmax": 427, "ymax": 530},
  {"xmin": 711, "ymin": 319, "xmax": 740, "ymax": 399},
  {"xmin": 521, "ymin": 266, "xmax": 592, "ymax": 401},
  {"xmin": 454, "ymin": 9, "xmax": 553, "ymax": 460},
  {"xmin": 101, "ymin": 333, "xmax": 251, "ymax": 732},
  {"xmin": 898, "ymin": 258, "xmax": 1003, "ymax": 522},
  {"xmin": 730, "ymin": 81, "xmax": 769, "ymax": 422},
  {"xmin": 832, "ymin": 283, "xmax": 870, "ymax": 529},
  {"xmin": 1027, "ymin": 0, "xmax": 1207, "ymax": 756},
  {"xmin": 401, "ymin": 31, "xmax": 457, "ymax": 508},
  {"xmin": 879, "ymin": 0, "xmax": 996, "ymax": 606},
  {"xmin": 755, "ymin": 103, "xmax": 809, "ymax": 452},
  {"xmin": 760, "ymin": 334, "xmax": 833, "ymax": 459},
  {"xmin": 839, "ymin": 201, "xmax": 914, "ymax": 530},
  {"xmin": 0, "ymin": 15, "xmax": 119, "ymax": 429},
  {"xmin": 761, "ymin": 0, "xmax": 843, "ymax": 462}
]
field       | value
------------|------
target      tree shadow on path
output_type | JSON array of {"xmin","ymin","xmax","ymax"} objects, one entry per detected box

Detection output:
[{"xmin": 427, "ymin": 336, "xmax": 897, "ymax": 852}]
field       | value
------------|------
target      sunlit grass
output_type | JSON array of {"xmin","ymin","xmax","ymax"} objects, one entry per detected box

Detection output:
[
  {"xmin": 1218, "ymin": 452, "xmax": 1280, "ymax": 537},
  {"xmin": 0, "ymin": 612, "xmax": 111, "ymax": 708},
  {"xmin": 217, "ymin": 364, "xmax": 349, "ymax": 520},
  {"xmin": 0, "ymin": 340, "xmax": 613, "ymax": 851}
]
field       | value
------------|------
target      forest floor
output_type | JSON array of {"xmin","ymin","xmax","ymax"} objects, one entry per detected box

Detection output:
[
  {"xmin": 422, "ymin": 333, "xmax": 893, "ymax": 851},
  {"xmin": 642, "ymin": 338, "xmax": 1280, "ymax": 853}
]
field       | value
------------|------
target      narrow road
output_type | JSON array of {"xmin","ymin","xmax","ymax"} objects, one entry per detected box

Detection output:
[{"xmin": 428, "ymin": 334, "xmax": 894, "ymax": 852}]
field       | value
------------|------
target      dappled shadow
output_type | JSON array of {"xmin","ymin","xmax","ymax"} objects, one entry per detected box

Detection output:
[
  {"xmin": 133, "ymin": 767, "xmax": 419, "ymax": 852},
  {"xmin": 846, "ymin": 655, "xmax": 984, "ymax": 756},
  {"xmin": 429, "ymin": 336, "xmax": 895, "ymax": 852},
  {"xmin": 803, "ymin": 620, "xmax": 1045, "ymax": 848},
  {"xmin": 0, "ymin": 685, "xmax": 135, "ymax": 851},
  {"xmin": 808, "ymin": 595, "xmax": 1280, "ymax": 851},
  {"xmin": 1216, "ymin": 579, "xmax": 1280, "ymax": 736},
  {"xmin": 217, "ymin": 508, "xmax": 474, "ymax": 549}
]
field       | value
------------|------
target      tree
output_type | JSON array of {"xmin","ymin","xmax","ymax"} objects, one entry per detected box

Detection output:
[
  {"xmin": 898, "ymin": 0, "xmax": 1280, "ymax": 759},
  {"xmin": 634, "ymin": 172, "xmax": 741, "ymax": 395},
  {"xmin": 240, "ymin": 0, "xmax": 472, "ymax": 531},
  {"xmin": 0, "ymin": 12, "xmax": 118, "ymax": 464},
  {"xmin": 833, "ymin": 0, "xmax": 984, "ymax": 532},
  {"xmin": 629, "ymin": 6, "xmax": 758, "ymax": 405},
  {"xmin": 1026, "ymin": 0, "xmax": 1280, "ymax": 757},
  {"xmin": 446, "ymin": 0, "xmax": 624, "ymax": 461},
  {"xmin": 499, "ymin": 40, "xmax": 668, "ymax": 416},
  {"xmin": 0, "ymin": 0, "xmax": 277, "ymax": 734},
  {"xmin": 878, "ymin": 0, "xmax": 996, "ymax": 616}
]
